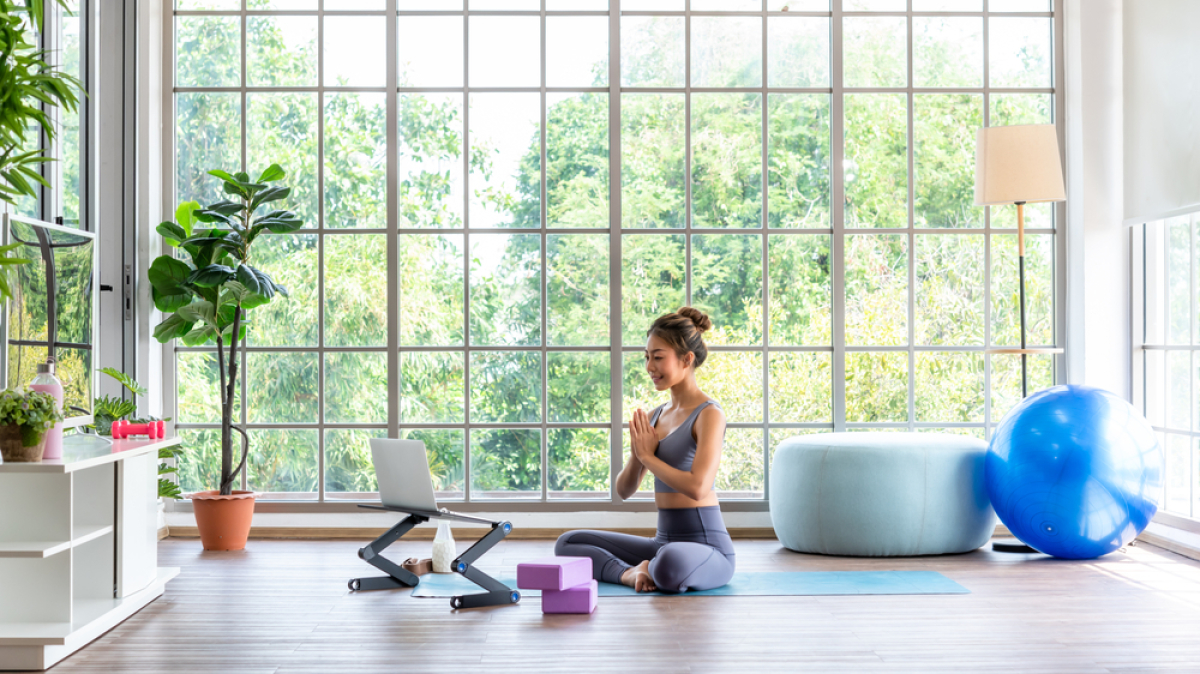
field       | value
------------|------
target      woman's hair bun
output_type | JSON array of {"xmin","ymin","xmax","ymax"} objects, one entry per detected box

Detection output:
[{"xmin": 677, "ymin": 306, "xmax": 712, "ymax": 334}]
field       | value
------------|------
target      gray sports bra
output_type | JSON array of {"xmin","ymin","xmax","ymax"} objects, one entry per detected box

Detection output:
[{"xmin": 650, "ymin": 400, "xmax": 721, "ymax": 494}]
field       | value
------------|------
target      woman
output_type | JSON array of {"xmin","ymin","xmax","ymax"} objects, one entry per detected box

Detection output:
[{"xmin": 555, "ymin": 307, "xmax": 735, "ymax": 593}]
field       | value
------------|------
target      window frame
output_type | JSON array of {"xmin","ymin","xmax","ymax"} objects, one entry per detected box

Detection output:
[{"xmin": 163, "ymin": 0, "xmax": 1067, "ymax": 513}]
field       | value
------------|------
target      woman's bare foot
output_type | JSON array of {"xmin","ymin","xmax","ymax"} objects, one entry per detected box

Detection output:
[{"xmin": 620, "ymin": 560, "xmax": 656, "ymax": 592}]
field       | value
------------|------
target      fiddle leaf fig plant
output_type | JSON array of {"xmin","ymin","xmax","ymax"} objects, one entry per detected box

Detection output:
[{"xmin": 149, "ymin": 165, "xmax": 304, "ymax": 495}]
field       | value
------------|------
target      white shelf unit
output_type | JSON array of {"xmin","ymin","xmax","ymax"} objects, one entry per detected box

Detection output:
[{"xmin": 0, "ymin": 436, "xmax": 181, "ymax": 671}]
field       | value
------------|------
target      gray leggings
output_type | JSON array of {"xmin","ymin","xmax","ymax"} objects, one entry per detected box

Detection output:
[{"xmin": 554, "ymin": 506, "xmax": 736, "ymax": 593}]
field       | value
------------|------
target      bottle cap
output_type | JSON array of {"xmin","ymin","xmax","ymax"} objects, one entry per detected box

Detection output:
[{"xmin": 37, "ymin": 362, "xmax": 54, "ymax": 374}]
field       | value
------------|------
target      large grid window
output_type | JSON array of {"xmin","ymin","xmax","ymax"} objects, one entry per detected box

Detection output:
[
  {"xmin": 171, "ymin": 0, "xmax": 1062, "ymax": 506},
  {"xmin": 1136, "ymin": 211, "xmax": 1200, "ymax": 521}
]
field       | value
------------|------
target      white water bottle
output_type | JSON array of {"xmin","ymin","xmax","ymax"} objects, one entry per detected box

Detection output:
[
  {"xmin": 30, "ymin": 362, "xmax": 64, "ymax": 460},
  {"xmin": 432, "ymin": 520, "xmax": 456, "ymax": 573}
]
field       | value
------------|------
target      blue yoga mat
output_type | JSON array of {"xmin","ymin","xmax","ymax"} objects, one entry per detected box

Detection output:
[{"xmin": 407, "ymin": 570, "xmax": 968, "ymax": 598}]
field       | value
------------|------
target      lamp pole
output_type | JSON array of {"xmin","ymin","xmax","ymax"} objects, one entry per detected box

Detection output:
[{"xmin": 1017, "ymin": 200, "xmax": 1027, "ymax": 398}]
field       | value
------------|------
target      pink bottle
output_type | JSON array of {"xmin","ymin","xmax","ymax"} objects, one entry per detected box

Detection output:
[{"xmin": 30, "ymin": 361, "xmax": 64, "ymax": 460}]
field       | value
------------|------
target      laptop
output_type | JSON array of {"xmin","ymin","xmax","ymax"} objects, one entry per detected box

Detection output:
[{"xmin": 367, "ymin": 438, "xmax": 494, "ymax": 524}]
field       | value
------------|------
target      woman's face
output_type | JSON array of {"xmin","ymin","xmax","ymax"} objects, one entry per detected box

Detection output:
[{"xmin": 644, "ymin": 334, "xmax": 693, "ymax": 391}]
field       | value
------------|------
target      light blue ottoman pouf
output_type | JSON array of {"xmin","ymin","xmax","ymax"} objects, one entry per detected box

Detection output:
[{"xmin": 770, "ymin": 433, "xmax": 996, "ymax": 557}]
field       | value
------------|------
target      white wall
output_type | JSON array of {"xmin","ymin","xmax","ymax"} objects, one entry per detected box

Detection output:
[
  {"xmin": 1123, "ymin": 0, "xmax": 1200, "ymax": 224},
  {"xmin": 1064, "ymin": 0, "xmax": 1130, "ymax": 398}
]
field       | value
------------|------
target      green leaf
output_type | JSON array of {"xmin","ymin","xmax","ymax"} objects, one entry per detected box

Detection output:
[
  {"xmin": 148, "ymin": 256, "xmax": 193, "ymax": 312},
  {"xmin": 175, "ymin": 201, "xmax": 200, "ymax": 237},
  {"xmin": 250, "ymin": 186, "xmax": 290, "ymax": 212},
  {"xmin": 176, "ymin": 300, "xmax": 217, "ymax": 326},
  {"xmin": 152, "ymin": 314, "xmax": 194, "ymax": 343},
  {"xmin": 181, "ymin": 324, "xmax": 218, "ymax": 347},
  {"xmin": 186, "ymin": 264, "xmax": 235, "ymax": 288},
  {"xmin": 235, "ymin": 264, "xmax": 275, "ymax": 299},
  {"xmin": 98, "ymin": 367, "xmax": 148, "ymax": 397},
  {"xmin": 156, "ymin": 222, "xmax": 187, "ymax": 247},
  {"xmin": 257, "ymin": 164, "xmax": 285, "ymax": 183}
]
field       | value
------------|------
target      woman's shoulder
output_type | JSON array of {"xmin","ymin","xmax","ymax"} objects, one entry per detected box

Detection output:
[{"xmin": 696, "ymin": 398, "xmax": 725, "ymax": 421}]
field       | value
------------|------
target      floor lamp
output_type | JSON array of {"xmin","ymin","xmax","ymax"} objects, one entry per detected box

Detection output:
[{"xmin": 974, "ymin": 124, "xmax": 1066, "ymax": 554}]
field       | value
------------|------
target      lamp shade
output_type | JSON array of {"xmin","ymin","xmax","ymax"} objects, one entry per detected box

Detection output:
[{"xmin": 974, "ymin": 124, "xmax": 1066, "ymax": 206}]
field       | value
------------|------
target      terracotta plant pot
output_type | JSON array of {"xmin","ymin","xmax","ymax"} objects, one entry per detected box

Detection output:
[
  {"xmin": 0, "ymin": 424, "xmax": 47, "ymax": 462},
  {"xmin": 190, "ymin": 490, "xmax": 256, "ymax": 551}
]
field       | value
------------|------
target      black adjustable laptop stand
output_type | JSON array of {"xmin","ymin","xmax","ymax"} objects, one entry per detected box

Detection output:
[{"xmin": 348, "ymin": 504, "xmax": 520, "ymax": 610}]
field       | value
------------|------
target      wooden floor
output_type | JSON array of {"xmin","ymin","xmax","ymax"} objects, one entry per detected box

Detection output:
[{"xmin": 38, "ymin": 536, "xmax": 1200, "ymax": 673}]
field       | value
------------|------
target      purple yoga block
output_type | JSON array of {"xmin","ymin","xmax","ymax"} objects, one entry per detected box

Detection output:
[
  {"xmin": 516, "ymin": 556, "xmax": 593, "ymax": 591},
  {"xmin": 542, "ymin": 579, "xmax": 598, "ymax": 614}
]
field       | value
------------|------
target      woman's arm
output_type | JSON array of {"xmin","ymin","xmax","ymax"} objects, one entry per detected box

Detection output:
[
  {"xmin": 631, "ymin": 406, "xmax": 725, "ymax": 501},
  {"xmin": 615, "ymin": 449, "xmax": 648, "ymax": 501}
]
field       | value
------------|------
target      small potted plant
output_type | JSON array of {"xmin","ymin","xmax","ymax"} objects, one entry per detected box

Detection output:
[
  {"xmin": 149, "ymin": 164, "xmax": 303, "ymax": 550},
  {"xmin": 0, "ymin": 387, "xmax": 64, "ymax": 462}
]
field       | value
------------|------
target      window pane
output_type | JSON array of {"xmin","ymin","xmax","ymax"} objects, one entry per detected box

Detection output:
[
  {"xmin": 844, "ymin": 94, "xmax": 907, "ymax": 229},
  {"xmin": 175, "ymin": 93, "xmax": 241, "ymax": 208},
  {"xmin": 549, "ymin": 352, "xmax": 611, "ymax": 423},
  {"xmin": 547, "ymin": 93, "xmax": 609, "ymax": 229},
  {"xmin": 915, "ymin": 234, "xmax": 984, "ymax": 346},
  {"xmin": 621, "ymin": 16, "xmax": 685, "ymax": 88},
  {"xmin": 470, "ymin": 351, "xmax": 542, "ymax": 423},
  {"xmin": 692, "ymin": 0, "xmax": 760, "ymax": 9},
  {"xmin": 843, "ymin": 17, "xmax": 906, "ymax": 88},
  {"xmin": 177, "ymin": 429, "xmax": 222, "ymax": 494},
  {"xmin": 691, "ymin": 17, "xmax": 762, "ymax": 89},
  {"xmin": 622, "ymin": 93, "xmax": 686, "ymax": 229},
  {"xmin": 915, "ymin": 352, "xmax": 984, "ymax": 423},
  {"xmin": 406, "ymin": 429, "xmax": 466, "ymax": 499},
  {"xmin": 248, "ymin": 93, "xmax": 318, "ymax": 227},
  {"xmin": 844, "ymin": 0, "xmax": 905, "ymax": 9},
  {"xmin": 60, "ymin": 3, "xmax": 82, "ymax": 225},
  {"xmin": 913, "ymin": 17, "xmax": 982, "ymax": 88},
  {"xmin": 324, "ymin": 428, "xmax": 387, "ymax": 494},
  {"xmin": 696, "ymin": 351, "xmax": 763, "ymax": 422},
  {"xmin": 325, "ymin": 234, "xmax": 387, "ymax": 347},
  {"xmin": 247, "ymin": 16, "xmax": 317, "ymax": 87},
  {"xmin": 548, "ymin": 234, "xmax": 610, "ymax": 346},
  {"xmin": 768, "ymin": 0, "xmax": 827, "ymax": 7},
  {"xmin": 549, "ymin": 428, "xmax": 610, "ymax": 499},
  {"xmin": 177, "ymin": 0, "xmax": 238, "ymax": 8},
  {"xmin": 718, "ymin": 428, "xmax": 763, "ymax": 498},
  {"xmin": 622, "ymin": 234, "xmax": 685, "ymax": 345},
  {"xmin": 989, "ymin": 0, "xmax": 1050, "ymax": 10},
  {"xmin": 768, "ymin": 94, "xmax": 830, "ymax": 229},
  {"xmin": 692, "ymin": 93, "xmax": 762, "ymax": 229},
  {"xmin": 691, "ymin": 233, "xmax": 763, "ymax": 345},
  {"xmin": 469, "ymin": 17, "xmax": 539, "ymax": 88},
  {"xmin": 325, "ymin": 351, "xmax": 387, "ymax": 424},
  {"xmin": 990, "ymin": 93, "xmax": 1053, "ymax": 126},
  {"xmin": 177, "ymin": 352, "xmax": 240, "ymax": 424},
  {"xmin": 324, "ymin": 93, "xmax": 387, "ymax": 229},
  {"xmin": 401, "ymin": 352, "xmax": 465, "ymax": 423},
  {"xmin": 990, "ymin": 353, "xmax": 1052, "ymax": 419},
  {"xmin": 547, "ymin": 16, "xmax": 609, "ymax": 88},
  {"xmin": 768, "ymin": 234, "xmax": 832, "ymax": 345},
  {"xmin": 989, "ymin": 17, "xmax": 1053, "ymax": 88},
  {"xmin": 768, "ymin": 352, "xmax": 831, "ymax": 422},
  {"xmin": 470, "ymin": 233, "xmax": 541, "ymax": 346},
  {"xmin": 1168, "ymin": 216, "xmax": 1191, "ymax": 345},
  {"xmin": 1169, "ymin": 351, "xmax": 1190, "ymax": 430},
  {"xmin": 248, "ymin": 352, "xmax": 319, "ymax": 423},
  {"xmin": 1165, "ymin": 434, "xmax": 1190, "ymax": 514},
  {"xmin": 325, "ymin": 16, "xmax": 386, "ymax": 87},
  {"xmin": 248, "ymin": 429, "xmax": 318, "ymax": 497},
  {"xmin": 249, "ymin": 233, "xmax": 318, "ymax": 347},
  {"xmin": 471, "ymin": 428, "xmax": 541, "ymax": 497},
  {"xmin": 471, "ymin": 0, "xmax": 539, "ymax": 8},
  {"xmin": 547, "ymin": 0, "xmax": 607, "ymax": 7},
  {"xmin": 399, "ymin": 94, "xmax": 464, "ymax": 228},
  {"xmin": 913, "ymin": 0, "xmax": 980, "ymax": 8},
  {"xmin": 845, "ymin": 234, "xmax": 908, "ymax": 346},
  {"xmin": 469, "ymin": 93, "xmax": 541, "ymax": 228},
  {"xmin": 914, "ymin": 94, "xmax": 982, "ymax": 229},
  {"xmin": 400, "ymin": 234, "xmax": 464, "ymax": 346},
  {"xmin": 398, "ymin": 16, "xmax": 463, "ymax": 88},
  {"xmin": 329, "ymin": 0, "xmax": 386, "ymax": 7},
  {"xmin": 255, "ymin": 0, "xmax": 317, "ymax": 8},
  {"xmin": 991, "ymin": 233, "xmax": 1053, "ymax": 346},
  {"xmin": 767, "ymin": 17, "xmax": 830, "ymax": 89},
  {"xmin": 845, "ymin": 352, "xmax": 908, "ymax": 423},
  {"xmin": 399, "ymin": 0, "xmax": 463, "ymax": 7},
  {"xmin": 623, "ymin": 0, "xmax": 682, "ymax": 8},
  {"xmin": 176, "ymin": 16, "xmax": 240, "ymax": 87}
]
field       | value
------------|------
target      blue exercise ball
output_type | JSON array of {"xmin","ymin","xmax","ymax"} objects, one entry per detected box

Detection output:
[{"xmin": 986, "ymin": 385, "xmax": 1163, "ymax": 559}]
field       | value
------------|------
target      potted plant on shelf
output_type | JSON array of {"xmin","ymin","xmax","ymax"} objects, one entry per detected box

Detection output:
[
  {"xmin": 149, "ymin": 164, "xmax": 303, "ymax": 551},
  {"xmin": 0, "ymin": 387, "xmax": 63, "ymax": 462},
  {"xmin": 92, "ymin": 367, "xmax": 184, "ymax": 531}
]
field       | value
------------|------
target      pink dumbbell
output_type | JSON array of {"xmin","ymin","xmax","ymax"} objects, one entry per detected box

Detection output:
[{"xmin": 111, "ymin": 419, "xmax": 165, "ymax": 440}]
